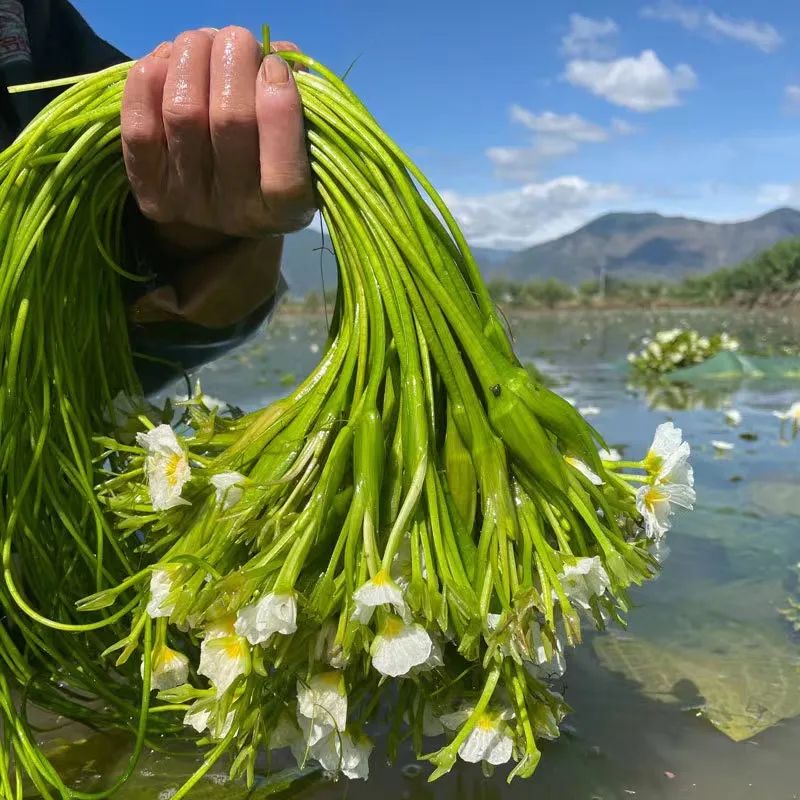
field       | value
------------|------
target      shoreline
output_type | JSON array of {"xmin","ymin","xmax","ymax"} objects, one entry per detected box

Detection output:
[{"xmin": 278, "ymin": 300, "xmax": 800, "ymax": 318}]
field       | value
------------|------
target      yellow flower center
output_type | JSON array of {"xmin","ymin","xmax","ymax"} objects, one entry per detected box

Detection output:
[
  {"xmin": 382, "ymin": 616, "xmax": 405, "ymax": 638},
  {"xmin": 224, "ymin": 637, "xmax": 245, "ymax": 660},
  {"xmin": 154, "ymin": 646, "xmax": 178, "ymax": 670},
  {"xmin": 320, "ymin": 671, "xmax": 341, "ymax": 688},
  {"xmin": 644, "ymin": 485, "xmax": 668, "ymax": 510},
  {"xmin": 372, "ymin": 569, "xmax": 390, "ymax": 586},
  {"xmin": 210, "ymin": 615, "xmax": 236, "ymax": 637},
  {"xmin": 477, "ymin": 713, "xmax": 496, "ymax": 731},
  {"xmin": 643, "ymin": 450, "xmax": 663, "ymax": 475},
  {"xmin": 164, "ymin": 452, "xmax": 185, "ymax": 488}
]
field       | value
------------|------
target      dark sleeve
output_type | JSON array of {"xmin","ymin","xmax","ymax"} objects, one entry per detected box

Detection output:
[
  {"xmin": 26, "ymin": 1, "xmax": 284, "ymax": 395},
  {"xmin": 27, "ymin": 0, "xmax": 127, "ymax": 79}
]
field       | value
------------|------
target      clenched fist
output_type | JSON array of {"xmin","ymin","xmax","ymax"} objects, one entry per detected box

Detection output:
[
  {"xmin": 122, "ymin": 26, "xmax": 315, "ymax": 250},
  {"xmin": 120, "ymin": 27, "xmax": 315, "ymax": 329}
]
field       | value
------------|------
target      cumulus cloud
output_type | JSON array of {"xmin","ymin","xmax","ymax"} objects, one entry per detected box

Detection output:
[
  {"xmin": 561, "ymin": 13, "xmax": 619, "ymax": 59},
  {"xmin": 642, "ymin": 2, "xmax": 782, "ymax": 53},
  {"xmin": 486, "ymin": 107, "xmax": 636, "ymax": 181},
  {"xmin": 565, "ymin": 50, "xmax": 697, "ymax": 112},
  {"xmin": 440, "ymin": 177, "xmax": 629, "ymax": 250},
  {"xmin": 784, "ymin": 85, "xmax": 800, "ymax": 113},
  {"xmin": 756, "ymin": 183, "xmax": 799, "ymax": 206}
]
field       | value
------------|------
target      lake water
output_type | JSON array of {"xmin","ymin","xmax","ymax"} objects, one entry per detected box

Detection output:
[{"xmin": 46, "ymin": 308, "xmax": 800, "ymax": 800}]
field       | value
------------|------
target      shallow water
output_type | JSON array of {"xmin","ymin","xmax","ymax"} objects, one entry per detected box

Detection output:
[{"xmin": 53, "ymin": 308, "xmax": 800, "ymax": 799}]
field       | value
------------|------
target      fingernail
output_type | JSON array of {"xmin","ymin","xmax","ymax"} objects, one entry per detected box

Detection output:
[
  {"xmin": 262, "ymin": 54, "xmax": 290, "ymax": 86},
  {"xmin": 153, "ymin": 41, "xmax": 172, "ymax": 58}
]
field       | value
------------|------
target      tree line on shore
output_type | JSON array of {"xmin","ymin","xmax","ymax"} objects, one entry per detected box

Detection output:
[{"xmin": 295, "ymin": 237, "xmax": 800, "ymax": 311}]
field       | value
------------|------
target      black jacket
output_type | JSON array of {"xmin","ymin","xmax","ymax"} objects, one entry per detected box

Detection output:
[{"xmin": 0, "ymin": 0, "xmax": 278, "ymax": 393}]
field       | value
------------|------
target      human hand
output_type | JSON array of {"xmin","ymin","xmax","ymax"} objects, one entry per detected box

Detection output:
[{"xmin": 121, "ymin": 26, "xmax": 315, "ymax": 255}]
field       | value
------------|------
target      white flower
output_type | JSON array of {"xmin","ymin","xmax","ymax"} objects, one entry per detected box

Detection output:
[
  {"xmin": 773, "ymin": 402, "xmax": 800, "ymax": 422},
  {"xmin": 296, "ymin": 672, "xmax": 348, "ymax": 746},
  {"xmin": 724, "ymin": 409, "xmax": 742, "ymax": 427},
  {"xmin": 440, "ymin": 706, "xmax": 515, "ymax": 766},
  {"xmin": 579, "ymin": 405, "xmax": 600, "ymax": 417},
  {"xmin": 559, "ymin": 556, "xmax": 610, "ymax": 610},
  {"xmin": 146, "ymin": 567, "xmax": 177, "ymax": 618},
  {"xmin": 655, "ymin": 328, "xmax": 681, "ymax": 344},
  {"xmin": 413, "ymin": 636, "xmax": 444, "ymax": 672},
  {"xmin": 210, "ymin": 472, "xmax": 245, "ymax": 509},
  {"xmin": 184, "ymin": 700, "xmax": 236, "ymax": 739},
  {"xmin": 644, "ymin": 421, "xmax": 693, "ymax": 488},
  {"xmin": 143, "ymin": 645, "xmax": 189, "ymax": 691},
  {"xmin": 459, "ymin": 716, "xmax": 514, "ymax": 766},
  {"xmin": 598, "ymin": 447, "xmax": 621, "ymax": 462},
  {"xmin": 310, "ymin": 731, "xmax": 372, "ymax": 780},
  {"xmin": 527, "ymin": 623, "xmax": 566, "ymax": 680},
  {"xmin": 370, "ymin": 616, "xmax": 432, "ymax": 677},
  {"xmin": 636, "ymin": 481, "xmax": 696, "ymax": 540},
  {"xmin": 198, "ymin": 629, "xmax": 248, "ymax": 696},
  {"xmin": 352, "ymin": 569, "xmax": 407, "ymax": 624},
  {"xmin": 234, "ymin": 592, "xmax": 297, "ymax": 645},
  {"xmin": 313, "ymin": 621, "xmax": 346, "ymax": 668},
  {"xmin": 564, "ymin": 456, "xmax": 603, "ymax": 485},
  {"xmin": 136, "ymin": 425, "xmax": 191, "ymax": 511},
  {"xmin": 711, "ymin": 440, "xmax": 734, "ymax": 453}
]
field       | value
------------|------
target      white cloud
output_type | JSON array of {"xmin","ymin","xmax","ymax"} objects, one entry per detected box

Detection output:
[
  {"xmin": 565, "ymin": 50, "xmax": 697, "ymax": 112},
  {"xmin": 611, "ymin": 118, "xmax": 640, "ymax": 136},
  {"xmin": 561, "ymin": 13, "xmax": 619, "ymax": 59},
  {"xmin": 509, "ymin": 107, "xmax": 609, "ymax": 142},
  {"xmin": 756, "ymin": 183, "xmax": 799, "ymax": 206},
  {"xmin": 642, "ymin": 2, "xmax": 782, "ymax": 53},
  {"xmin": 486, "ymin": 107, "xmax": 636, "ymax": 181},
  {"xmin": 441, "ymin": 177, "xmax": 630, "ymax": 250},
  {"xmin": 784, "ymin": 85, "xmax": 800, "ymax": 113}
]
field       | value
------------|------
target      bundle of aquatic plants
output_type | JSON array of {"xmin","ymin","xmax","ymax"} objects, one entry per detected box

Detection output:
[
  {"xmin": 0, "ymin": 31, "xmax": 695, "ymax": 798},
  {"xmin": 628, "ymin": 327, "xmax": 739, "ymax": 375}
]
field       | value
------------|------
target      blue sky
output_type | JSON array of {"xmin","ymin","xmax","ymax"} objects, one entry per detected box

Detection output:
[{"xmin": 74, "ymin": 0, "xmax": 800, "ymax": 249}]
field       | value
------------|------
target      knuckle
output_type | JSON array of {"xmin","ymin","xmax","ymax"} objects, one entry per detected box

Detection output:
[
  {"xmin": 261, "ymin": 169, "xmax": 314, "ymax": 216},
  {"xmin": 136, "ymin": 199, "xmax": 171, "ymax": 224},
  {"xmin": 162, "ymin": 99, "xmax": 208, "ymax": 132},
  {"xmin": 210, "ymin": 105, "xmax": 257, "ymax": 138},
  {"xmin": 175, "ymin": 28, "xmax": 213, "ymax": 47},
  {"xmin": 219, "ymin": 25, "xmax": 256, "ymax": 48},
  {"xmin": 121, "ymin": 118, "xmax": 161, "ymax": 150}
]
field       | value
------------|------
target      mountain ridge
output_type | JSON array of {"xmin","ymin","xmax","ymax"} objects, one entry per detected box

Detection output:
[
  {"xmin": 490, "ymin": 207, "xmax": 800, "ymax": 286},
  {"xmin": 279, "ymin": 208, "xmax": 800, "ymax": 296}
]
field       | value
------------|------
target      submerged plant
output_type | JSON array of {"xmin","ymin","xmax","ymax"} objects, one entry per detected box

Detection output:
[{"xmin": 0, "ymin": 29, "xmax": 694, "ymax": 798}]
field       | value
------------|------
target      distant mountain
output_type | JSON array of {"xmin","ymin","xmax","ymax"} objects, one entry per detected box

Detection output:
[
  {"xmin": 490, "ymin": 208, "xmax": 800, "ymax": 285},
  {"xmin": 281, "ymin": 230, "xmax": 512, "ymax": 297}
]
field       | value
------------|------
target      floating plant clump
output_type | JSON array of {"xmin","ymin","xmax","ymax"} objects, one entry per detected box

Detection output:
[
  {"xmin": 628, "ymin": 327, "xmax": 739, "ymax": 375},
  {"xmin": 0, "ymin": 30, "xmax": 695, "ymax": 798}
]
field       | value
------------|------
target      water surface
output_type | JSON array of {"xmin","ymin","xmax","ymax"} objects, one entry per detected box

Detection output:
[{"xmin": 55, "ymin": 309, "xmax": 800, "ymax": 799}]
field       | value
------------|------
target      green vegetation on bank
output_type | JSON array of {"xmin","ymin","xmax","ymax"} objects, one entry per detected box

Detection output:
[{"xmin": 298, "ymin": 238, "xmax": 800, "ymax": 311}]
